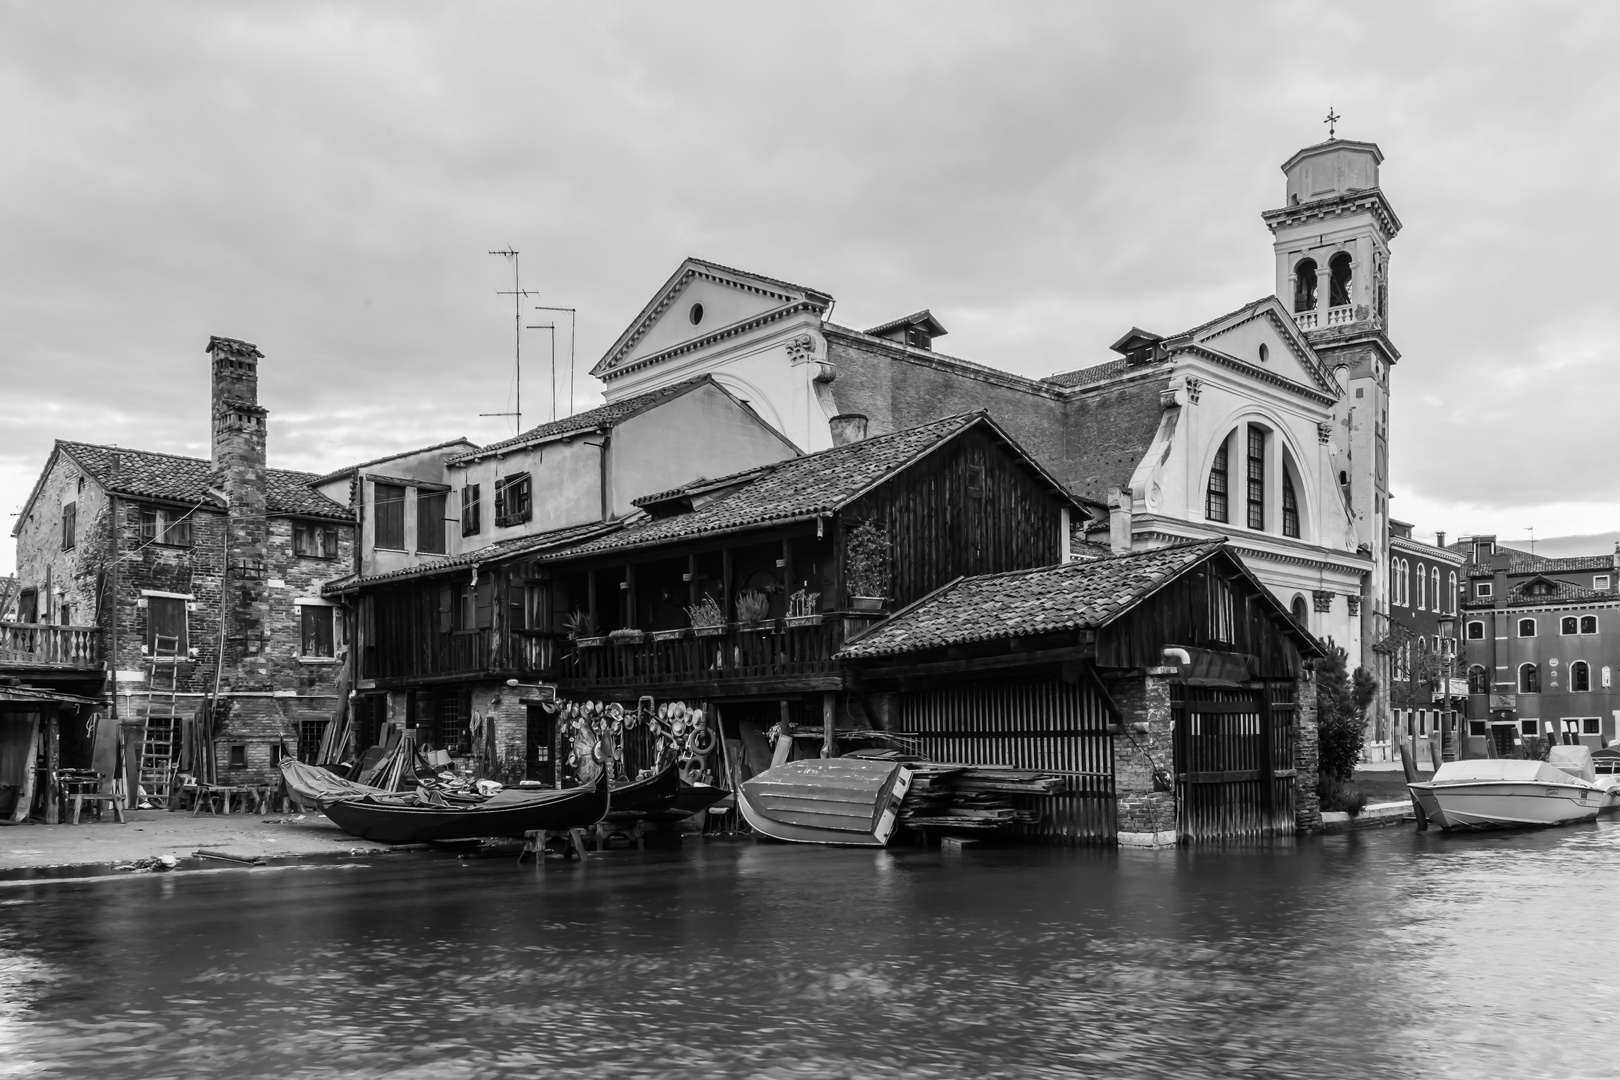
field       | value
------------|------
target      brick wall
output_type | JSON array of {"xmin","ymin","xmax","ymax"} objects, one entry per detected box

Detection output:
[
  {"xmin": 12, "ymin": 449, "xmax": 115, "ymax": 633},
  {"xmin": 1294, "ymin": 668, "xmax": 1321, "ymax": 832},
  {"xmin": 1107, "ymin": 670, "xmax": 1177, "ymax": 842}
]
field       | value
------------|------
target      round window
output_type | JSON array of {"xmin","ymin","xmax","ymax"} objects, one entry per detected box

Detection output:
[
  {"xmin": 1258, "ymin": 343, "xmax": 1269, "ymax": 363},
  {"xmin": 689, "ymin": 302, "xmax": 704, "ymax": 326}
]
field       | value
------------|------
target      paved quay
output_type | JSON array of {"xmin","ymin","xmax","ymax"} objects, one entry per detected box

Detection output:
[{"xmin": 0, "ymin": 809, "xmax": 397, "ymax": 872}]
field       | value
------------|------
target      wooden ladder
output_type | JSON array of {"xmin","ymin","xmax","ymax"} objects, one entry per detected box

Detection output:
[{"xmin": 138, "ymin": 634, "xmax": 182, "ymax": 808}]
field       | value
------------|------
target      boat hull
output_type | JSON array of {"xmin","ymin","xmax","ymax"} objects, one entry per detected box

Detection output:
[
  {"xmin": 739, "ymin": 758, "xmax": 912, "ymax": 847},
  {"xmin": 1411, "ymin": 781, "xmax": 1603, "ymax": 831},
  {"xmin": 605, "ymin": 758, "xmax": 681, "ymax": 820},
  {"xmin": 319, "ymin": 772, "xmax": 610, "ymax": 844}
]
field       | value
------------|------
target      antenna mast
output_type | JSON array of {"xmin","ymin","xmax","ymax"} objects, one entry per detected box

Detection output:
[
  {"xmin": 483, "ymin": 247, "xmax": 532, "ymax": 432},
  {"xmin": 531, "ymin": 305, "xmax": 578, "ymax": 420}
]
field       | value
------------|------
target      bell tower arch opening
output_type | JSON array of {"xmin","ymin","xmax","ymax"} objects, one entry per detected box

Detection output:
[{"xmin": 1293, "ymin": 259, "xmax": 1318, "ymax": 314}]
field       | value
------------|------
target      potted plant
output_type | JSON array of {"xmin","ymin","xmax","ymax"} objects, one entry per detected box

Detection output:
[
  {"xmin": 784, "ymin": 587, "xmax": 823, "ymax": 628},
  {"xmin": 686, "ymin": 595, "xmax": 728, "ymax": 638},
  {"xmin": 609, "ymin": 627, "xmax": 646, "ymax": 645},
  {"xmin": 735, "ymin": 588, "xmax": 774, "ymax": 631},
  {"xmin": 845, "ymin": 520, "xmax": 892, "ymax": 612},
  {"xmin": 564, "ymin": 609, "xmax": 605, "ymax": 647},
  {"xmin": 648, "ymin": 627, "xmax": 688, "ymax": 643}
]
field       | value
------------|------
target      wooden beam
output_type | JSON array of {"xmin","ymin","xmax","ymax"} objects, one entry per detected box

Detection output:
[
  {"xmin": 822, "ymin": 691, "xmax": 836, "ymax": 758},
  {"xmin": 44, "ymin": 706, "xmax": 59, "ymax": 825},
  {"xmin": 850, "ymin": 644, "xmax": 1092, "ymax": 682},
  {"xmin": 722, "ymin": 548, "xmax": 734, "ymax": 621}
]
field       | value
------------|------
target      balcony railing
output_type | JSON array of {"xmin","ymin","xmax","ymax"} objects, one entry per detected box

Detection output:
[
  {"xmin": 0, "ymin": 622, "xmax": 101, "ymax": 670},
  {"xmin": 557, "ymin": 618, "xmax": 845, "ymax": 692},
  {"xmin": 362, "ymin": 627, "xmax": 490, "ymax": 682},
  {"xmin": 1294, "ymin": 309, "xmax": 1318, "ymax": 330},
  {"xmin": 1293, "ymin": 305, "xmax": 1354, "ymax": 332}
]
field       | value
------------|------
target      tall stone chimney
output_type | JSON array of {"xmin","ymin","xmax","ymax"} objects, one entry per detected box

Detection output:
[{"xmin": 207, "ymin": 335, "xmax": 271, "ymax": 687}]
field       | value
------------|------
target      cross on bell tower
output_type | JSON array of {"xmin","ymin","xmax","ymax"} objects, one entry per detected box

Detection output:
[{"xmin": 1324, "ymin": 106, "xmax": 1340, "ymax": 140}]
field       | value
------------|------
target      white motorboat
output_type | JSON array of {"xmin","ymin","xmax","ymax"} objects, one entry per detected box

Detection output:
[
  {"xmin": 1407, "ymin": 759, "xmax": 1609, "ymax": 831},
  {"xmin": 1547, "ymin": 745, "xmax": 1620, "ymax": 814}
]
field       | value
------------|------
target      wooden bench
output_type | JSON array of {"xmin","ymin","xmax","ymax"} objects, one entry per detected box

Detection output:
[
  {"xmin": 518, "ymin": 828, "xmax": 589, "ymax": 863},
  {"xmin": 69, "ymin": 793, "xmax": 125, "ymax": 825},
  {"xmin": 191, "ymin": 785, "xmax": 252, "ymax": 816}
]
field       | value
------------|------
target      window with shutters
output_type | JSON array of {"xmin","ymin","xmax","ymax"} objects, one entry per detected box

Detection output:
[
  {"xmin": 416, "ymin": 491, "xmax": 447, "ymax": 554},
  {"xmin": 374, "ymin": 484, "xmax": 406, "ymax": 549},
  {"xmin": 494, "ymin": 473, "xmax": 532, "ymax": 528},
  {"xmin": 140, "ymin": 507, "xmax": 193, "ymax": 547},
  {"xmin": 293, "ymin": 522, "xmax": 340, "ymax": 559},
  {"xmin": 1205, "ymin": 439, "xmax": 1229, "ymax": 523},
  {"xmin": 460, "ymin": 484, "xmax": 482, "ymax": 537},
  {"xmin": 300, "ymin": 605, "xmax": 335, "ymax": 658},
  {"xmin": 146, "ymin": 596, "xmax": 188, "ymax": 657},
  {"xmin": 61, "ymin": 502, "xmax": 76, "ymax": 550},
  {"xmin": 1245, "ymin": 427, "xmax": 1265, "ymax": 531}
]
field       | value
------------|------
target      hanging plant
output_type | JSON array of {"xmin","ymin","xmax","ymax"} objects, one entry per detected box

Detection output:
[{"xmin": 845, "ymin": 520, "xmax": 892, "ymax": 600}]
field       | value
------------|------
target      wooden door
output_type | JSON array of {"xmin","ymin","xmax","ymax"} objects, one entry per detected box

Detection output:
[
  {"xmin": 1172, "ymin": 681, "xmax": 1297, "ymax": 840},
  {"xmin": 525, "ymin": 704, "xmax": 555, "ymax": 786}
]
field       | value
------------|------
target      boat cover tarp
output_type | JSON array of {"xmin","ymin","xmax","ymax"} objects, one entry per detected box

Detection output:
[
  {"xmin": 1429, "ymin": 760, "xmax": 1592, "ymax": 786},
  {"xmin": 1548, "ymin": 745, "xmax": 1597, "ymax": 782},
  {"xmin": 280, "ymin": 758, "xmax": 386, "ymax": 803}
]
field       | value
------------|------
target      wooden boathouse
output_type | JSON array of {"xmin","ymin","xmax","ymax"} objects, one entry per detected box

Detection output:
[{"xmin": 839, "ymin": 540, "xmax": 1326, "ymax": 845}]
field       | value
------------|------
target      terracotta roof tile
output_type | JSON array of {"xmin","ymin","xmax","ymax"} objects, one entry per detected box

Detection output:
[
  {"xmin": 839, "ymin": 540, "xmax": 1223, "ymax": 659},
  {"xmin": 60, "ymin": 441, "xmax": 352, "ymax": 520},
  {"xmin": 451, "ymin": 377, "xmax": 718, "ymax": 462},
  {"xmin": 324, "ymin": 521, "xmax": 615, "ymax": 593}
]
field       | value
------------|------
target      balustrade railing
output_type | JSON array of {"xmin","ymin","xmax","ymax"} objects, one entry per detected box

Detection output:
[{"xmin": 0, "ymin": 622, "xmax": 101, "ymax": 669}]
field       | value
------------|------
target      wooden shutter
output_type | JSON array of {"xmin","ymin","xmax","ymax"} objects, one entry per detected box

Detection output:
[
  {"xmin": 374, "ymin": 484, "xmax": 406, "ymax": 549},
  {"xmin": 417, "ymin": 492, "xmax": 446, "ymax": 554},
  {"xmin": 461, "ymin": 485, "xmax": 481, "ymax": 536},
  {"xmin": 61, "ymin": 503, "xmax": 76, "ymax": 549},
  {"xmin": 147, "ymin": 597, "xmax": 188, "ymax": 654}
]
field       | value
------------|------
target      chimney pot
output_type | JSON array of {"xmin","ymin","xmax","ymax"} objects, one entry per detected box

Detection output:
[
  {"xmin": 1107, "ymin": 486, "xmax": 1133, "ymax": 554},
  {"xmin": 829, "ymin": 413, "xmax": 869, "ymax": 446},
  {"xmin": 1435, "ymin": 530, "xmax": 1446, "ymax": 548}
]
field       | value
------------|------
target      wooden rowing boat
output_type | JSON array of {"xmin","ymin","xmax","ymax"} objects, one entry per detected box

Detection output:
[
  {"xmin": 605, "ymin": 757, "xmax": 682, "ymax": 819},
  {"xmin": 739, "ymin": 758, "xmax": 913, "ymax": 846},
  {"xmin": 318, "ymin": 769, "xmax": 610, "ymax": 844}
]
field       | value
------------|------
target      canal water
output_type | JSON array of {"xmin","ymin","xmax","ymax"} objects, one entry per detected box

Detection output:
[{"xmin": 2, "ymin": 823, "xmax": 1618, "ymax": 1080}]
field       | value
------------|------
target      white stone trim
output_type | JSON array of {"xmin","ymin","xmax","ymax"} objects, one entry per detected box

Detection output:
[
  {"xmin": 140, "ymin": 589, "xmax": 195, "ymax": 600},
  {"xmin": 1117, "ymin": 830, "xmax": 1178, "ymax": 848},
  {"xmin": 293, "ymin": 597, "xmax": 336, "ymax": 607}
]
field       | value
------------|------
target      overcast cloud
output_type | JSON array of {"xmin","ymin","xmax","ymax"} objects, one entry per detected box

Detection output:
[{"xmin": 3, "ymin": 0, "xmax": 1616, "ymax": 571}]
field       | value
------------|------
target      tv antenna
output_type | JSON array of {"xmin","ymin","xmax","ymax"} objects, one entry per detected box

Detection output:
[
  {"xmin": 482, "ymin": 247, "xmax": 532, "ymax": 432},
  {"xmin": 529, "ymin": 305, "xmax": 577, "ymax": 420},
  {"xmin": 1524, "ymin": 526, "xmax": 1536, "ymax": 555}
]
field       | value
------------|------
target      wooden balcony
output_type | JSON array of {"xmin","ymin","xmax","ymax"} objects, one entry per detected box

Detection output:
[
  {"xmin": 0, "ymin": 622, "xmax": 101, "ymax": 671},
  {"xmin": 362, "ymin": 627, "xmax": 490, "ymax": 683},
  {"xmin": 556, "ymin": 617, "xmax": 850, "ymax": 696}
]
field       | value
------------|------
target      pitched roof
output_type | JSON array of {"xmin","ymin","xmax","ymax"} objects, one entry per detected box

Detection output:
[
  {"xmin": 323, "ymin": 521, "xmax": 615, "ymax": 593},
  {"xmin": 311, "ymin": 438, "xmax": 477, "ymax": 486},
  {"xmin": 546, "ymin": 412, "xmax": 1078, "ymax": 561},
  {"xmin": 58, "ymin": 441, "xmax": 352, "ymax": 520},
  {"xmin": 1042, "ymin": 357, "xmax": 1132, "ymax": 389},
  {"xmin": 864, "ymin": 309, "xmax": 948, "ymax": 339},
  {"xmin": 1464, "ymin": 576, "xmax": 1619, "ymax": 609},
  {"xmin": 1451, "ymin": 543, "xmax": 1615, "ymax": 577},
  {"xmin": 838, "ymin": 540, "xmax": 1225, "ymax": 659},
  {"xmin": 452, "ymin": 377, "xmax": 730, "ymax": 463}
]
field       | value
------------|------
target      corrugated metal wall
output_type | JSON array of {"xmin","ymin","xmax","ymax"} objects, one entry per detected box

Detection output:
[{"xmin": 899, "ymin": 678, "xmax": 1116, "ymax": 844}]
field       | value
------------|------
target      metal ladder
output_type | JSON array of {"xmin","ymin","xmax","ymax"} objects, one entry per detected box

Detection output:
[{"xmin": 138, "ymin": 634, "xmax": 182, "ymax": 808}]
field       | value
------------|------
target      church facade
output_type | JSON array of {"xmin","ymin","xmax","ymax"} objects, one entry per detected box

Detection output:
[{"xmin": 587, "ymin": 136, "xmax": 1402, "ymax": 702}]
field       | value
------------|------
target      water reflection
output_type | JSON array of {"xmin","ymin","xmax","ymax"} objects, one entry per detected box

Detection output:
[{"xmin": 2, "ymin": 824, "xmax": 1618, "ymax": 1079}]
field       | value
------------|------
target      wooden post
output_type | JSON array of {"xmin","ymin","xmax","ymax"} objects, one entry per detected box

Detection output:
[
  {"xmin": 722, "ymin": 548, "xmax": 734, "ymax": 622},
  {"xmin": 624, "ymin": 563, "xmax": 637, "ymax": 630},
  {"xmin": 586, "ymin": 570, "xmax": 598, "ymax": 631},
  {"xmin": 822, "ymin": 692, "xmax": 836, "ymax": 758},
  {"xmin": 1255, "ymin": 682, "xmax": 1275, "ymax": 825},
  {"xmin": 687, "ymin": 553, "xmax": 699, "ymax": 609},
  {"xmin": 781, "ymin": 538, "xmax": 794, "ymax": 601},
  {"xmin": 44, "ymin": 707, "xmax": 60, "ymax": 824}
]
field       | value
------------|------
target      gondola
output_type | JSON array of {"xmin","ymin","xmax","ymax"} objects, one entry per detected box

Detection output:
[
  {"xmin": 605, "ymin": 756, "xmax": 682, "ymax": 819},
  {"xmin": 738, "ymin": 757, "xmax": 913, "ymax": 847},
  {"xmin": 317, "ymin": 769, "xmax": 610, "ymax": 844}
]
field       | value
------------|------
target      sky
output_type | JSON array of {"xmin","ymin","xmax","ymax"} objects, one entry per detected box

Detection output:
[{"xmin": 3, "ymin": 1, "xmax": 1618, "ymax": 572}]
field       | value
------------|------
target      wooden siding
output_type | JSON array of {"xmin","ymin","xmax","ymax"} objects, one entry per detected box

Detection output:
[
  {"xmin": 1099, "ymin": 560, "xmax": 1303, "ymax": 678},
  {"xmin": 559, "ymin": 620, "xmax": 844, "ymax": 697},
  {"xmin": 899, "ymin": 677, "xmax": 1116, "ymax": 845},
  {"xmin": 842, "ymin": 426, "xmax": 1064, "ymax": 608},
  {"xmin": 1171, "ymin": 681, "xmax": 1297, "ymax": 840}
]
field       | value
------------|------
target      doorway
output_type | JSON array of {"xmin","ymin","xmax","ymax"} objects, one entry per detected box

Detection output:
[{"xmin": 525, "ymin": 704, "xmax": 556, "ymax": 786}]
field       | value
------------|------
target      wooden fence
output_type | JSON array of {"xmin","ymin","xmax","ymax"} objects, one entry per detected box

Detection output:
[{"xmin": 1171, "ymin": 682, "xmax": 1297, "ymax": 840}]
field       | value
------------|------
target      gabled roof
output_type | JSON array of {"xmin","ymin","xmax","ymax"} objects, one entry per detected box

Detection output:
[
  {"xmin": 1166, "ymin": 295, "xmax": 1339, "ymax": 398},
  {"xmin": 450, "ymin": 376, "xmax": 795, "ymax": 465},
  {"xmin": 865, "ymin": 309, "xmax": 948, "ymax": 340},
  {"xmin": 54, "ymin": 442, "xmax": 352, "ymax": 521},
  {"xmin": 544, "ymin": 412, "xmax": 1083, "ymax": 561},
  {"xmin": 1464, "ymin": 576, "xmax": 1618, "ymax": 609},
  {"xmin": 1452, "ymin": 543, "xmax": 1616, "ymax": 577},
  {"xmin": 592, "ymin": 257, "xmax": 832, "ymax": 379},
  {"xmin": 323, "ymin": 521, "xmax": 616, "ymax": 594},
  {"xmin": 841, "ymin": 540, "xmax": 1253, "ymax": 660},
  {"xmin": 311, "ymin": 438, "xmax": 477, "ymax": 486},
  {"xmin": 1108, "ymin": 327, "xmax": 1164, "ymax": 354}
]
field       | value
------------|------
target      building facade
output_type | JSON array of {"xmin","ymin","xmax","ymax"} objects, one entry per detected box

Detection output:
[{"xmin": 1384, "ymin": 522, "xmax": 1465, "ymax": 762}]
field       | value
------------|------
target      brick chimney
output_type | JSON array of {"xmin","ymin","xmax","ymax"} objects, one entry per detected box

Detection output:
[
  {"xmin": 207, "ymin": 335, "xmax": 271, "ymax": 686},
  {"xmin": 830, "ymin": 413, "xmax": 869, "ymax": 446}
]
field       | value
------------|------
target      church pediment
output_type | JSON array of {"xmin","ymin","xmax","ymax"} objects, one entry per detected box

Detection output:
[
  {"xmin": 592, "ymin": 258, "xmax": 831, "ymax": 379},
  {"xmin": 1178, "ymin": 296, "xmax": 1339, "ymax": 398}
]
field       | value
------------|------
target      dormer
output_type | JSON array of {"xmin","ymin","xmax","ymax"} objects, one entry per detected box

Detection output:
[
  {"xmin": 865, "ymin": 310, "xmax": 948, "ymax": 352},
  {"xmin": 1108, "ymin": 328, "xmax": 1165, "ymax": 366}
]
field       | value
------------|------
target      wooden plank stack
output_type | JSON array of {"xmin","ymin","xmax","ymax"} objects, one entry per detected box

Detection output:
[{"xmin": 898, "ymin": 763, "xmax": 1062, "ymax": 832}]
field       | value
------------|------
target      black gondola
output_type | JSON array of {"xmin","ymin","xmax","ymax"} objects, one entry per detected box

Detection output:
[
  {"xmin": 318, "ymin": 769, "xmax": 610, "ymax": 844},
  {"xmin": 606, "ymin": 756, "xmax": 681, "ymax": 819}
]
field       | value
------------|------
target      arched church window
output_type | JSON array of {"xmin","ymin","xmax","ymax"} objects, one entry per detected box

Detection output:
[
  {"xmin": 1293, "ymin": 259, "xmax": 1318, "ymax": 313},
  {"xmin": 1291, "ymin": 595, "xmax": 1309, "ymax": 626},
  {"xmin": 1282, "ymin": 468, "xmax": 1300, "ymax": 538},
  {"xmin": 1246, "ymin": 426, "xmax": 1266, "ymax": 530},
  {"xmin": 1329, "ymin": 252, "xmax": 1353, "ymax": 308},
  {"xmin": 1572, "ymin": 661, "xmax": 1591, "ymax": 693},
  {"xmin": 1467, "ymin": 665, "xmax": 1489, "ymax": 695},
  {"xmin": 1205, "ymin": 437, "xmax": 1229, "ymax": 523}
]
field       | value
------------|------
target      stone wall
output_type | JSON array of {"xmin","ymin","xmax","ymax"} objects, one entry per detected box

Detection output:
[
  {"xmin": 1294, "ymin": 668, "xmax": 1322, "ymax": 832},
  {"xmin": 1107, "ymin": 668, "xmax": 1178, "ymax": 846}
]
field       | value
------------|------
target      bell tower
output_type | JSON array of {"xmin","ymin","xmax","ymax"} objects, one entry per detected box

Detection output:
[{"xmin": 1262, "ymin": 132, "xmax": 1402, "ymax": 704}]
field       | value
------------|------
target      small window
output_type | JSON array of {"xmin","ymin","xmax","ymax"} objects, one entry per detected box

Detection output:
[
  {"xmin": 417, "ymin": 491, "xmax": 447, "ymax": 555},
  {"xmin": 1571, "ymin": 661, "xmax": 1591, "ymax": 693},
  {"xmin": 59, "ymin": 604, "xmax": 71, "ymax": 627},
  {"xmin": 1258, "ymin": 343, "xmax": 1269, "ymax": 363},
  {"xmin": 1469, "ymin": 720, "xmax": 1488, "ymax": 737},
  {"xmin": 1476, "ymin": 581, "xmax": 1492, "ymax": 598},
  {"xmin": 297, "ymin": 719, "xmax": 328, "ymax": 764},
  {"xmin": 1583, "ymin": 717, "xmax": 1602, "ymax": 735},
  {"xmin": 61, "ymin": 502, "xmax": 76, "ymax": 550},
  {"xmin": 1581, "ymin": 615, "xmax": 1598, "ymax": 635},
  {"xmin": 494, "ymin": 473, "xmax": 532, "ymax": 528},
  {"xmin": 1520, "ymin": 719, "xmax": 1538, "ymax": 737},
  {"xmin": 689, "ymin": 302, "xmax": 704, "ymax": 326},
  {"xmin": 1517, "ymin": 618, "xmax": 1536, "ymax": 638},
  {"xmin": 293, "ymin": 522, "xmax": 340, "ymax": 559},
  {"xmin": 300, "ymin": 605, "xmax": 335, "ymax": 658},
  {"xmin": 1467, "ymin": 665, "xmax": 1489, "ymax": 694},
  {"xmin": 1519, "ymin": 663, "xmax": 1540, "ymax": 694},
  {"xmin": 140, "ymin": 508, "xmax": 191, "ymax": 546},
  {"xmin": 1205, "ymin": 439, "xmax": 1229, "ymax": 523},
  {"xmin": 229, "ymin": 745, "xmax": 247, "ymax": 769},
  {"xmin": 1466, "ymin": 620, "xmax": 1484, "ymax": 640},
  {"xmin": 1291, "ymin": 595, "xmax": 1309, "ymax": 626},
  {"xmin": 1595, "ymin": 575, "xmax": 1612, "ymax": 591},
  {"xmin": 374, "ymin": 484, "xmax": 406, "ymax": 549},
  {"xmin": 1561, "ymin": 616, "xmax": 1579, "ymax": 636},
  {"xmin": 1281, "ymin": 470, "xmax": 1299, "ymax": 539},
  {"xmin": 461, "ymin": 484, "xmax": 482, "ymax": 537}
]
